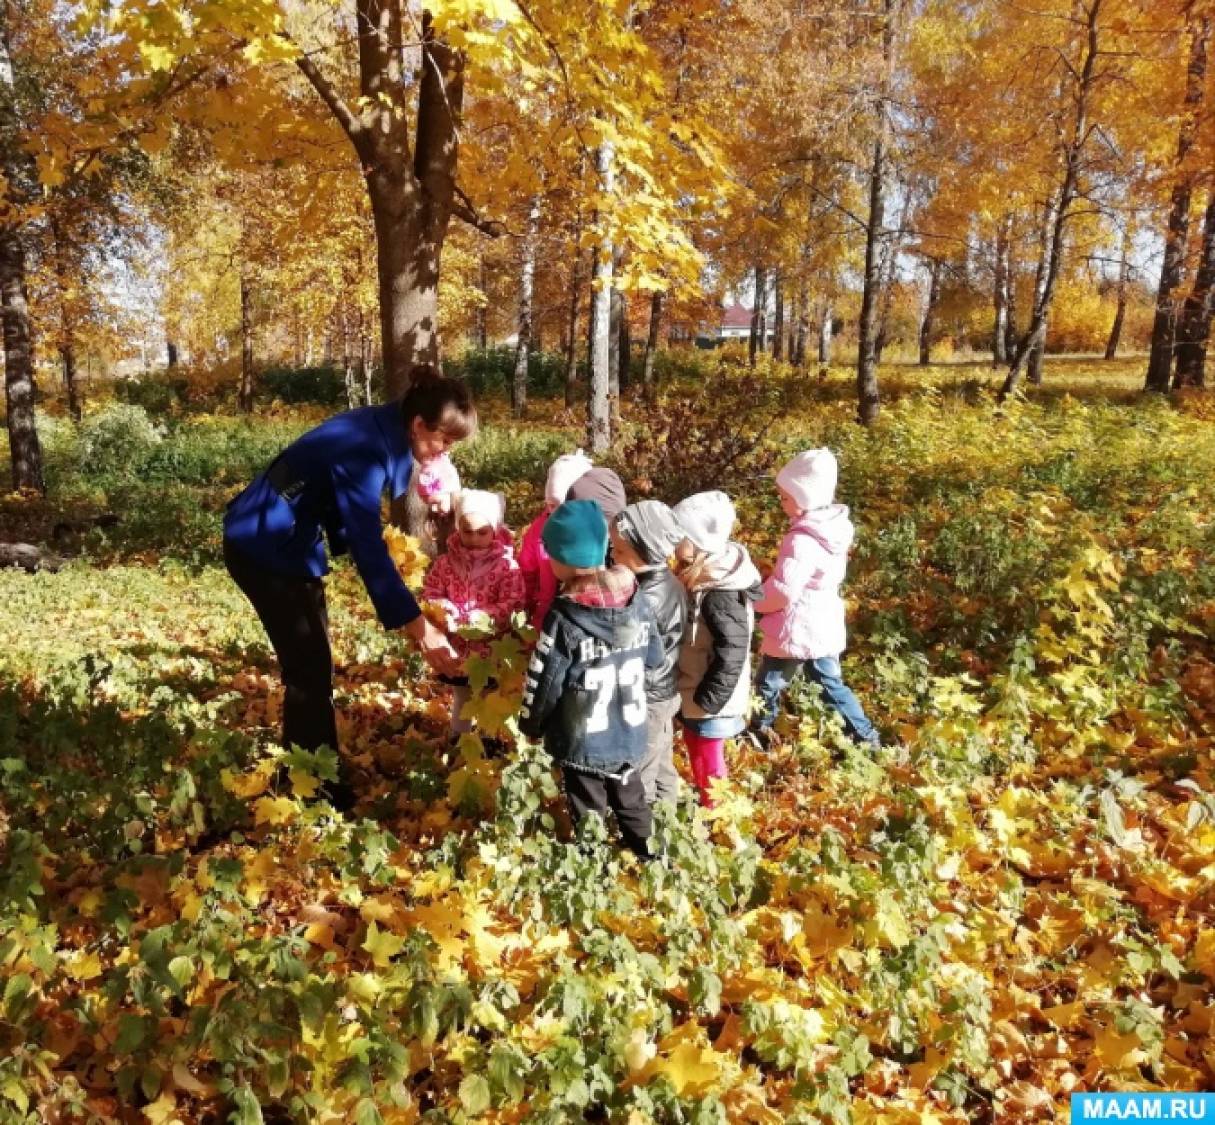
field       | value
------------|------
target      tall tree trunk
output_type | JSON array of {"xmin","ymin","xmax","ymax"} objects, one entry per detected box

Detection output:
[
  {"xmin": 749, "ymin": 265, "xmax": 769, "ymax": 366},
  {"xmin": 295, "ymin": 7, "xmax": 475, "ymax": 400},
  {"xmin": 1004, "ymin": 224, "xmax": 1019, "ymax": 360},
  {"xmin": 61, "ymin": 344, "xmax": 80, "ymax": 423},
  {"xmin": 1146, "ymin": 11, "xmax": 1210, "ymax": 392},
  {"xmin": 874, "ymin": 211, "xmax": 903, "ymax": 365},
  {"xmin": 1028, "ymin": 317, "xmax": 1047, "ymax": 385},
  {"xmin": 0, "ymin": 1, "xmax": 44, "ymax": 493},
  {"xmin": 564, "ymin": 213, "xmax": 584, "ymax": 407},
  {"xmin": 238, "ymin": 271, "xmax": 255, "ymax": 413},
  {"xmin": 512, "ymin": 196, "xmax": 540, "ymax": 418},
  {"xmin": 609, "ymin": 244, "xmax": 628, "ymax": 403},
  {"xmin": 919, "ymin": 258, "xmax": 942, "ymax": 367},
  {"xmin": 857, "ymin": 0, "xmax": 896, "ymax": 423},
  {"xmin": 642, "ymin": 290, "xmax": 663, "ymax": 385},
  {"xmin": 167, "ymin": 339, "xmax": 178, "ymax": 368},
  {"xmin": 793, "ymin": 276, "xmax": 809, "ymax": 368},
  {"xmin": 1001, "ymin": 0, "xmax": 1103, "ymax": 400},
  {"xmin": 0, "ymin": 231, "xmax": 43, "ymax": 493},
  {"xmin": 588, "ymin": 144, "xmax": 614, "ymax": 453},
  {"xmin": 1024, "ymin": 198, "xmax": 1057, "ymax": 387},
  {"xmin": 992, "ymin": 216, "xmax": 1009, "ymax": 367},
  {"xmin": 48, "ymin": 215, "xmax": 83, "ymax": 422},
  {"xmin": 616, "ymin": 285, "xmax": 631, "ymax": 393},
  {"xmin": 1175, "ymin": 193, "xmax": 1215, "ymax": 387},
  {"xmin": 475, "ymin": 251, "xmax": 488, "ymax": 350},
  {"xmin": 360, "ymin": 313, "xmax": 373, "ymax": 405},
  {"xmin": 1105, "ymin": 223, "xmax": 1131, "ymax": 360},
  {"xmin": 818, "ymin": 301, "xmax": 834, "ymax": 373},
  {"xmin": 772, "ymin": 273, "xmax": 785, "ymax": 361}
]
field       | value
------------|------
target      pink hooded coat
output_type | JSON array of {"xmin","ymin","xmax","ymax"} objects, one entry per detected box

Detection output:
[
  {"xmin": 422, "ymin": 527, "xmax": 526, "ymax": 658},
  {"xmin": 754, "ymin": 505, "xmax": 854, "ymax": 661},
  {"xmin": 518, "ymin": 511, "xmax": 558, "ymax": 631}
]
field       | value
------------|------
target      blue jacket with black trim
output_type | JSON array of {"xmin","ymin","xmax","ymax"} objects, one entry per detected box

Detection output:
[{"xmin": 222, "ymin": 402, "xmax": 420, "ymax": 630}]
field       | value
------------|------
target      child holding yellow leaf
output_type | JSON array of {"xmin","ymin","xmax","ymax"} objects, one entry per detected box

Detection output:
[{"xmin": 422, "ymin": 490, "xmax": 526, "ymax": 734}]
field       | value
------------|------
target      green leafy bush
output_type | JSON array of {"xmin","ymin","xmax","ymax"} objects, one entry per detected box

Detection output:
[
  {"xmin": 77, "ymin": 404, "xmax": 165, "ymax": 479},
  {"xmin": 449, "ymin": 346, "xmax": 569, "ymax": 398}
]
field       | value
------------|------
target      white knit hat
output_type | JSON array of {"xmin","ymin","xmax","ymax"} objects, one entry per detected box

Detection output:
[
  {"xmin": 456, "ymin": 489, "xmax": 505, "ymax": 529},
  {"xmin": 672, "ymin": 491, "xmax": 736, "ymax": 553},
  {"xmin": 776, "ymin": 448, "xmax": 838, "ymax": 511},
  {"xmin": 545, "ymin": 449, "xmax": 594, "ymax": 506}
]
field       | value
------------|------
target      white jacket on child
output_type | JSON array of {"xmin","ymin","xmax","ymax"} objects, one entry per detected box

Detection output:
[{"xmin": 754, "ymin": 505, "xmax": 854, "ymax": 661}]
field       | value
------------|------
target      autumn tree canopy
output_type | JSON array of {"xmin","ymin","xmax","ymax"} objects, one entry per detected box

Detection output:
[{"xmin": 1, "ymin": 0, "xmax": 1209, "ymax": 482}]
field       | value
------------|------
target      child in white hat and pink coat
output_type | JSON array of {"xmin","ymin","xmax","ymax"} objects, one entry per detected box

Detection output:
[
  {"xmin": 422, "ymin": 489, "xmax": 526, "ymax": 733},
  {"xmin": 752, "ymin": 449, "xmax": 879, "ymax": 748}
]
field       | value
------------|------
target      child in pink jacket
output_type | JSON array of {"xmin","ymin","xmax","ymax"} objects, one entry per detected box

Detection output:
[
  {"xmin": 423, "ymin": 489, "xmax": 526, "ymax": 733},
  {"xmin": 751, "ymin": 449, "xmax": 879, "ymax": 748},
  {"xmin": 518, "ymin": 450, "xmax": 593, "ymax": 630}
]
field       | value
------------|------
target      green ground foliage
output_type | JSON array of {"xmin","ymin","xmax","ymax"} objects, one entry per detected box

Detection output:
[{"xmin": 1, "ymin": 356, "xmax": 1214, "ymax": 1123}]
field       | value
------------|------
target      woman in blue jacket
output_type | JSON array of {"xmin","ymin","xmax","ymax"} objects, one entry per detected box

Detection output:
[{"xmin": 222, "ymin": 367, "xmax": 474, "ymax": 808}]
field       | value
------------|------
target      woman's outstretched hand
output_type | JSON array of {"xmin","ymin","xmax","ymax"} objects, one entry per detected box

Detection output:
[{"xmin": 403, "ymin": 614, "xmax": 461, "ymax": 677}]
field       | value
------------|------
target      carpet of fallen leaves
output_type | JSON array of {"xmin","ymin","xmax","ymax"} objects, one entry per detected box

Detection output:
[{"xmin": 2, "ymin": 363, "xmax": 1214, "ymax": 1124}]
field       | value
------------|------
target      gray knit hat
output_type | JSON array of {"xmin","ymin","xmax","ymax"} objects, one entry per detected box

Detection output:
[{"xmin": 614, "ymin": 500, "xmax": 686, "ymax": 566}]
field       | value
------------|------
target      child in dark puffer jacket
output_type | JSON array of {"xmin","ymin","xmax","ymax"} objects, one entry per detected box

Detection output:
[
  {"xmin": 610, "ymin": 501, "xmax": 688, "ymax": 805},
  {"xmin": 672, "ymin": 491, "xmax": 763, "ymax": 806},
  {"xmin": 519, "ymin": 500, "xmax": 662, "ymax": 857}
]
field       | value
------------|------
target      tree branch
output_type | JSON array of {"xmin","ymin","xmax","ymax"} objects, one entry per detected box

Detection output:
[
  {"xmin": 286, "ymin": 32, "xmax": 363, "ymax": 142},
  {"xmin": 452, "ymin": 195, "xmax": 508, "ymax": 237}
]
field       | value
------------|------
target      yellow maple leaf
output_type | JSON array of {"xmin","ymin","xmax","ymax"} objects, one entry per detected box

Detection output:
[
  {"xmin": 179, "ymin": 887, "xmax": 203, "ymax": 924},
  {"xmin": 289, "ymin": 767, "xmax": 319, "ymax": 799},
  {"xmin": 63, "ymin": 950, "xmax": 103, "ymax": 982},
  {"xmin": 1192, "ymin": 929, "xmax": 1215, "ymax": 980},
  {"xmin": 653, "ymin": 1037, "xmax": 726, "ymax": 1096},
  {"xmin": 1093, "ymin": 1023, "xmax": 1145, "ymax": 1072},
  {"xmin": 221, "ymin": 761, "xmax": 276, "ymax": 799},
  {"xmin": 360, "ymin": 895, "xmax": 403, "ymax": 926},
  {"xmin": 253, "ymin": 795, "xmax": 298, "ymax": 827},
  {"xmin": 405, "ymin": 898, "xmax": 467, "ymax": 970},
  {"xmin": 383, "ymin": 526, "xmax": 430, "ymax": 589},
  {"xmin": 304, "ymin": 923, "xmax": 335, "ymax": 949},
  {"xmin": 142, "ymin": 1089, "xmax": 182, "ymax": 1125},
  {"xmin": 362, "ymin": 921, "xmax": 405, "ymax": 968},
  {"xmin": 1041, "ymin": 1001, "xmax": 1085, "ymax": 1029},
  {"xmin": 242, "ymin": 849, "xmax": 279, "ymax": 904}
]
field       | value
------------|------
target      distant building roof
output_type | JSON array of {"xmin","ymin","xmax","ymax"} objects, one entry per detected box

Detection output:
[{"xmin": 720, "ymin": 303, "xmax": 752, "ymax": 330}]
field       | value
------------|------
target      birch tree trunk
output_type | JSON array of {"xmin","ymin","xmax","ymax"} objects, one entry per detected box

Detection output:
[
  {"xmin": 992, "ymin": 216, "xmax": 1009, "ymax": 367},
  {"xmin": 857, "ymin": 0, "xmax": 897, "ymax": 424},
  {"xmin": 588, "ymin": 143, "xmax": 614, "ymax": 453},
  {"xmin": 1001, "ymin": 0, "xmax": 1104, "ymax": 400},
  {"xmin": 919, "ymin": 258, "xmax": 942, "ymax": 366},
  {"xmin": 0, "ymin": 0, "xmax": 44, "ymax": 492},
  {"xmin": 1104, "ymin": 224, "xmax": 1131, "ymax": 360},
  {"xmin": 512, "ymin": 196, "xmax": 540, "ymax": 418}
]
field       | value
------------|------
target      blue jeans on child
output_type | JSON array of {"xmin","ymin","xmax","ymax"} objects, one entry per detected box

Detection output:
[{"xmin": 754, "ymin": 655, "xmax": 879, "ymax": 745}]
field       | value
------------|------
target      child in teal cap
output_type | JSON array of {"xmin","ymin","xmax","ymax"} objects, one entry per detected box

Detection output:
[{"xmin": 519, "ymin": 499, "xmax": 662, "ymax": 857}]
